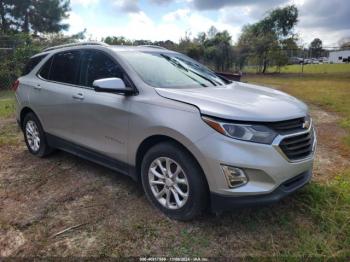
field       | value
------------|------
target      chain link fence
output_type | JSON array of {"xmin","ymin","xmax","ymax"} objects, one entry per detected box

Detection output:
[
  {"xmin": 0, "ymin": 35, "xmax": 37, "ymax": 91},
  {"xmin": 0, "ymin": 45, "xmax": 17, "ymax": 90}
]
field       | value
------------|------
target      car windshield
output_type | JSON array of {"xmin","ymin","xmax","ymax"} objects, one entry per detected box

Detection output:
[{"xmin": 118, "ymin": 51, "xmax": 228, "ymax": 88}]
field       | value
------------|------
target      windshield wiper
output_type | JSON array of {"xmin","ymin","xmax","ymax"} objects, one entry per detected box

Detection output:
[
  {"xmin": 161, "ymin": 54, "xmax": 188, "ymax": 72},
  {"xmin": 161, "ymin": 54, "xmax": 208, "ymax": 87},
  {"xmin": 162, "ymin": 54, "xmax": 219, "ymax": 86},
  {"xmin": 186, "ymin": 67, "xmax": 218, "ymax": 86},
  {"xmin": 175, "ymin": 57, "xmax": 225, "ymax": 86}
]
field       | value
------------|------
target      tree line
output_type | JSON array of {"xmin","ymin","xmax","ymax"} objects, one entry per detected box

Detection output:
[
  {"xmin": 1, "ymin": 0, "xmax": 349, "ymax": 85},
  {"xmin": 102, "ymin": 5, "xmax": 332, "ymax": 73},
  {"xmin": 102, "ymin": 6, "xmax": 300, "ymax": 73}
]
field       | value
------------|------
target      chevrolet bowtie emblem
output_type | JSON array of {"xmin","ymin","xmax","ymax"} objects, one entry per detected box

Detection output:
[{"xmin": 302, "ymin": 120, "xmax": 311, "ymax": 129}]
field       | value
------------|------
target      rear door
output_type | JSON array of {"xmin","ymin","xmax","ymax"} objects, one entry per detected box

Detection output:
[
  {"xmin": 30, "ymin": 50, "xmax": 82, "ymax": 141},
  {"xmin": 69, "ymin": 49, "xmax": 132, "ymax": 163},
  {"xmin": 16, "ymin": 54, "xmax": 48, "ymax": 117}
]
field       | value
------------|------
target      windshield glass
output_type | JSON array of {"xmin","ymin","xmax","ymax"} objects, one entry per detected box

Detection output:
[{"xmin": 118, "ymin": 51, "xmax": 228, "ymax": 88}]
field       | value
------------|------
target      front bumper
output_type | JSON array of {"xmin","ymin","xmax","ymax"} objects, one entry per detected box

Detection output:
[
  {"xmin": 189, "ymin": 123, "xmax": 316, "ymax": 197},
  {"xmin": 210, "ymin": 169, "xmax": 312, "ymax": 212}
]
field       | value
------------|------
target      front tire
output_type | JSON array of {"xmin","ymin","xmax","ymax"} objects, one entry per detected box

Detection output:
[
  {"xmin": 141, "ymin": 142, "xmax": 208, "ymax": 221},
  {"xmin": 23, "ymin": 113, "xmax": 53, "ymax": 157}
]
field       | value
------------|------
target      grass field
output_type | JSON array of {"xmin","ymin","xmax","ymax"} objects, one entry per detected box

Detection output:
[
  {"xmin": 243, "ymin": 73, "xmax": 350, "ymax": 258},
  {"xmin": 244, "ymin": 63, "xmax": 350, "ymax": 74},
  {"xmin": 0, "ymin": 73, "xmax": 350, "ymax": 258},
  {"xmin": 0, "ymin": 90, "xmax": 15, "ymax": 119}
]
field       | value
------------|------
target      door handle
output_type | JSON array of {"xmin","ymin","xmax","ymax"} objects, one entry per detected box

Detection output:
[
  {"xmin": 72, "ymin": 93, "xmax": 84, "ymax": 100},
  {"xmin": 34, "ymin": 84, "xmax": 42, "ymax": 90}
]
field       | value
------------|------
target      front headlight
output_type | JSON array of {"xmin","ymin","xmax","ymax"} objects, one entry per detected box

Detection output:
[{"xmin": 202, "ymin": 116, "xmax": 277, "ymax": 144}]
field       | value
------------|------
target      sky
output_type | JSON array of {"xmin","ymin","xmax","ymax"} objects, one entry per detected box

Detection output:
[{"xmin": 67, "ymin": 0, "xmax": 350, "ymax": 47}]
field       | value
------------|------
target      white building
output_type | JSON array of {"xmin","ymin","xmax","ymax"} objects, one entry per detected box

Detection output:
[{"xmin": 328, "ymin": 50, "xmax": 350, "ymax": 63}]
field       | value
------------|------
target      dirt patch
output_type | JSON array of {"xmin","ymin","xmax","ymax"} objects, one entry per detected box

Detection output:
[
  {"xmin": 310, "ymin": 106, "xmax": 350, "ymax": 182},
  {"xmin": 0, "ymin": 118, "xmax": 16, "ymax": 129},
  {"xmin": 0, "ymin": 227, "xmax": 26, "ymax": 256},
  {"xmin": 0, "ymin": 106, "xmax": 349, "ymax": 257}
]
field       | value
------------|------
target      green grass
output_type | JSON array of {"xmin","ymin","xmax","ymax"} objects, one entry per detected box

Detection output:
[
  {"xmin": 0, "ymin": 121, "xmax": 19, "ymax": 146},
  {"xmin": 0, "ymin": 90, "xmax": 15, "ymax": 118},
  {"xmin": 283, "ymin": 170, "xmax": 350, "ymax": 258},
  {"xmin": 0, "ymin": 89, "xmax": 13, "ymax": 99},
  {"xmin": 244, "ymin": 74, "xmax": 350, "ymax": 148},
  {"xmin": 242, "ymin": 73, "xmax": 350, "ymax": 258},
  {"xmin": 0, "ymin": 90, "xmax": 18, "ymax": 145},
  {"xmin": 234, "ymin": 171, "xmax": 350, "ymax": 258},
  {"xmin": 170, "ymin": 229, "xmax": 210, "ymax": 257},
  {"xmin": 244, "ymin": 63, "xmax": 350, "ymax": 74}
]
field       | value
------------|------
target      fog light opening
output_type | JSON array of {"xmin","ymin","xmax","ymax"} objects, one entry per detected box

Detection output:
[{"xmin": 221, "ymin": 165, "xmax": 248, "ymax": 188}]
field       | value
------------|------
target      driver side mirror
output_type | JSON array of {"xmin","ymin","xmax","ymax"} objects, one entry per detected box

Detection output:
[{"xmin": 93, "ymin": 78, "xmax": 134, "ymax": 95}]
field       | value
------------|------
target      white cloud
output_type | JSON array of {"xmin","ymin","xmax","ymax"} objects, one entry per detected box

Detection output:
[
  {"xmin": 66, "ymin": 11, "xmax": 85, "ymax": 33},
  {"xmin": 113, "ymin": 0, "xmax": 140, "ymax": 13},
  {"xmin": 67, "ymin": 0, "xmax": 349, "ymax": 46},
  {"xmin": 81, "ymin": 8, "xmax": 241, "ymax": 43},
  {"xmin": 296, "ymin": 27, "xmax": 350, "ymax": 47},
  {"xmin": 128, "ymin": 11, "xmax": 153, "ymax": 25},
  {"xmin": 293, "ymin": 0, "xmax": 350, "ymax": 46},
  {"xmin": 162, "ymin": 9, "xmax": 242, "ymax": 42},
  {"xmin": 163, "ymin": 8, "xmax": 190, "ymax": 22},
  {"xmin": 218, "ymin": 6, "xmax": 253, "ymax": 27},
  {"xmin": 71, "ymin": 0, "xmax": 99, "ymax": 8},
  {"xmin": 84, "ymin": 11, "xmax": 183, "ymax": 42}
]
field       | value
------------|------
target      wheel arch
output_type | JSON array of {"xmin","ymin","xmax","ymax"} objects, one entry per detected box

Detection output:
[
  {"xmin": 20, "ymin": 107, "xmax": 37, "ymax": 130},
  {"xmin": 135, "ymin": 135, "xmax": 209, "ymax": 189}
]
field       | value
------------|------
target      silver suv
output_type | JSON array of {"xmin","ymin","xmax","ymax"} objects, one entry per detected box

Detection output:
[{"xmin": 14, "ymin": 42, "xmax": 316, "ymax": 220}]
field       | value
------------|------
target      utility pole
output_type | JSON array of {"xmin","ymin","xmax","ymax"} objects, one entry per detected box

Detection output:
[{"xmin": 300, "ymin": 44, "xmax": 305, "ymax": 74}]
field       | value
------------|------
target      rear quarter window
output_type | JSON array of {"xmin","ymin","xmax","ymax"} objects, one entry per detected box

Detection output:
[
  {"xmin": 38, "ymin": 56, "xmax": 53, "ymax": 80},
  {"xmin": 22, "ymin": 54, "xmax": 47, "ymax": 75}
]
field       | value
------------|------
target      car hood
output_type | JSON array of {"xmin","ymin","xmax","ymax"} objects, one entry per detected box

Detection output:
[{"xmin": 155, "ymin": 81, "xmax": 308, "ymax": 122}]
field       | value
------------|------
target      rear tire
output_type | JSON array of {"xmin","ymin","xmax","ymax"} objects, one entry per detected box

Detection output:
[
  {"xmin": 141, "ymin": 142, "xmax": 208, "ymax": 221},
  {"xmin": 23, "ymin": 113, "xmax": 53, "ymax": 157}
]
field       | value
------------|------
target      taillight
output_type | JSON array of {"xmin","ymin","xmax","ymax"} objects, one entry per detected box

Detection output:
[{"xmin": 12, "ymin": 80, "xmax": 20, "ymax": 91}]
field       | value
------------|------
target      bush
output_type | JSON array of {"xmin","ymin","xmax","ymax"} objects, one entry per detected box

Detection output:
[
  {"xmin": 0, "ymin": 34, "xmax": 41, "ymax": 90},
  {"xmin": 0, "ymin": 32, "xmax": 83, "ymax": 90},
  {"xmin": 0, "ymin": 63, "xmax": 14, "ymax": 89}
]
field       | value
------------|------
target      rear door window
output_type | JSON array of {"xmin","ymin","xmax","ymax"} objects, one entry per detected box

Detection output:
[
  {"xmin": 23, "ymin": 54, "xmax": 47, "ymax": 75},
  {"xmin": 79, "ymin": 50, "xmax": 124, "ymax": 87},
  {"xmin": 49, "ymin": 51, "xmax": 81, "ymax": 85}
]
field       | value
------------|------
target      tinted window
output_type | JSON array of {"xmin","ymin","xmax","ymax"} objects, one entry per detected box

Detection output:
[
  {"xmin": 79, "ymin": 51, "xmax": 123, "ymax": 87},
  {"xmin": 23, "ymin": 54, "xmax": 47, "ymax": 75},
  {"xmin": 39, "ymin": 56, "xmax": 53, "ymax": 79},
  {"xmin": 50, "ymin": 51, "xmax": 81, "ymax": 84}
]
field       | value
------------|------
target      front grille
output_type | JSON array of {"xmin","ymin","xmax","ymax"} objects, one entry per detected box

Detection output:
[
  {"xmin": 279, "ymin": 129, "xmax": 315, "ymax": 160},
  {"xmin": 267, "ymin": 117, "xmax": 306, "ymax": 134}
]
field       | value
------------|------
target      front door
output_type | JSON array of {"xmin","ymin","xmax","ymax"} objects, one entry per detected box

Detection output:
[{"xmin": 69, "ymin": 50, "xmax": 131, "ymax": 163}]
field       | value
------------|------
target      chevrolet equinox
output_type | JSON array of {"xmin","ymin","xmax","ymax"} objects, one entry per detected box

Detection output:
[{"xmin": 14, "ymin": 42, "xmax": 316, "ymax": 220}]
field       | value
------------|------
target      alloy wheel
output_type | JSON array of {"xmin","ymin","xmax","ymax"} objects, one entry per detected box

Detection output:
[
  {"xmin": 25, "ymin": 120, "xmax": 40, "ymax": 152},
  {"xmin": 148, "ymin": 157, "xmax": 189, "ymax": 210}
]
